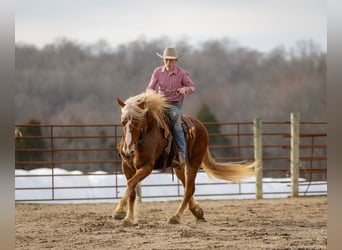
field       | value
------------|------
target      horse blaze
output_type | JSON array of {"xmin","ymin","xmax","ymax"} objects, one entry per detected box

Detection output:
[{"xmin": 124, "ymin": 120, "xmax": 133, "ymax": 154}]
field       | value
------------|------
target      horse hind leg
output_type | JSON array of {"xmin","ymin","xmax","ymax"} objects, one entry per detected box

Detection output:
[
  {"xmin": 169, "ymin": 172, "xmax": 196, "ymax": 224},
  {"xmin": 188, "ymin": 198, "xmax": 206, "ymax": 222},
  {"xmin": 170, "ymin": 167, "xmax": 206, "ymax": 224}
]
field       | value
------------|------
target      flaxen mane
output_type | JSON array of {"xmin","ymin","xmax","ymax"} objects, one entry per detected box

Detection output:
[{"xmin": 122, "ymin": 92, "xmax": 170, "ymax": 128}]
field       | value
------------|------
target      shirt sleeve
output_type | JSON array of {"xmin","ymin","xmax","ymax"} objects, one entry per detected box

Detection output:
[
  {"xmin": 146, "ymin": 68, "xmax": 158, "ymax": 92},
  {"xmin": 182, "ymin": 72, "xmax": 195, "ymax": 94}
]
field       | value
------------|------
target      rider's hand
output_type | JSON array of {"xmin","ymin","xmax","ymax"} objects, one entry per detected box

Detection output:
[{"xmin": 177, "ymin": 87, "xmax": 187, "ymax": 95}]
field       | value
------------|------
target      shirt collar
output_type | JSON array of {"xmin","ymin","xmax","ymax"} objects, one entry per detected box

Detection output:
[{"xmin": 162, "ymin": 66, "xmax": 178, "ymax": 75}]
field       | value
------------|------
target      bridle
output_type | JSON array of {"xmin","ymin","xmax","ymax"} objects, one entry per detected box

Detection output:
[{"xmin": 121, "ymin": 114, "xmax": 144, "ymax": 156}]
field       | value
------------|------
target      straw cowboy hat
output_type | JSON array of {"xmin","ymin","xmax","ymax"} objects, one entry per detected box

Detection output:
[{"xmin": 156, "ymin": 47, "xmax": 182, "ymax": 59}]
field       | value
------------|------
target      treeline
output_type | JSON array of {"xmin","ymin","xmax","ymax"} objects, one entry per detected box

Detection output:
[{"xmin": 15, "ymin": 37, "xmax": 326, "ymax": 125}]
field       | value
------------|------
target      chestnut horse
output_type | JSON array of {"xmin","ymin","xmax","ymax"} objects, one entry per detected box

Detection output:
[{"xmin": 114, "ymin": 92, "xmax": 255, "ymax": 225}]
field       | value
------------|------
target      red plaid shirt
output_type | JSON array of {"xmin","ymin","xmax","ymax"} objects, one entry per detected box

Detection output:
[{"xmin": 146, "ymin": 65, "xmax": 195, "ymax": 102}]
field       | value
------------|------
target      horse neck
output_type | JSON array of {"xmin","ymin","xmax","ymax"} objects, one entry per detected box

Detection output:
[{"xmin": 143, "ymin": 110, "xmax": 159, "ymax": 133}]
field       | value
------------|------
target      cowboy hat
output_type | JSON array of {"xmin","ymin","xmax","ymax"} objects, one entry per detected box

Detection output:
[{"xmin": 156, "ymin": 47, "xmax": 182, "ymax": 59}]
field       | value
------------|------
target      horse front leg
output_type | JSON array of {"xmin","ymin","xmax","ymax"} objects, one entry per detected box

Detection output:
[
  {"xmin": 114, "ymin": 182, "xmax": 141, "ymax": 220},
  {"xmin": 114, "ymin": 162, "xmax": 134, "ymax": 220},
  {"xmin": 114, "ymin": 198, "xmax": 128, "ymax": 220},
  {"xmin": 121, "ymin": 166, "xmax": 153, "ymax": 226}
]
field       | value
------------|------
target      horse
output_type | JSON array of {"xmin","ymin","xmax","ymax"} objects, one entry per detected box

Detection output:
[{"xmin": 114, "ymin": 92, "xmax": 255, "ymax": 226}]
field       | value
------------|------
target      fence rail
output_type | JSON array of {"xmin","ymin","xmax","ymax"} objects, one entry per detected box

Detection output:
[{"xmin": 15, "ymin": 116, "xmax": 327, "ymax": 203}]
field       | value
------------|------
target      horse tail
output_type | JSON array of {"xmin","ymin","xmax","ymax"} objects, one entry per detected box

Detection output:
[{"xmin": 201, "ymin": 148, "xmax": 256, "ymax": 182}]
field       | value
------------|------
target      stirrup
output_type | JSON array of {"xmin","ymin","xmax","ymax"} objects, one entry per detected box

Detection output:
[
  {"xmin": 171, "ymin": 153, "xmax": 186, "ymax": 169},
  {"xmin": 171, "ymin": 159, "xmax": 183, "ymax": 169},
  {"xmin": 178, "ymin": 153, "xmax": 186, "ymax": 167}
]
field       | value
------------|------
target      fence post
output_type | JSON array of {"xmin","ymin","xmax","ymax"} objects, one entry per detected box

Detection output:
[
  {"xmin": 291, "ymin": 113, "xmax": 300, "ymax": 197},
  {"xmin": 50, "ymin": 125, "xmax": 55, "ymax": 201},
  {"xmin": 253, "ymin": 118, "xmax": 263, "ymax": 199}
]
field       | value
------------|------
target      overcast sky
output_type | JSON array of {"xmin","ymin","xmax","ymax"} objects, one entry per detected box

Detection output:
[{"xmin": 15, "ymin": 0, "xmax": 326, "ymax": 52}]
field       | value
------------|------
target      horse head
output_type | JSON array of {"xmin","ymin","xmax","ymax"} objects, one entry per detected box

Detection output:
[
  {"xmin": 117, "ymin": 92, "xmax": 170, "ymax": 158},
  {"xmin": 117, "ymin": 96, "xmax": 147, "ymax": 157}
]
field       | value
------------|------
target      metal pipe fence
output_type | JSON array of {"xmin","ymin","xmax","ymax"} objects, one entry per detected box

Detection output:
[{"xmin": 15, "ymin": 119, "xmax": 327, "ymax": 203}]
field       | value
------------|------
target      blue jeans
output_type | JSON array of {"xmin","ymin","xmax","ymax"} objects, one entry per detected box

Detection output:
[{"xmin": 168, "ymin": 102, "xmax": 186, "ymax": 160}]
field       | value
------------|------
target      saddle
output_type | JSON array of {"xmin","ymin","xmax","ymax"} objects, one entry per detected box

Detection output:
[{"xmin": 154, "ymin": 114, "xmax": 196, "ymax": 171}]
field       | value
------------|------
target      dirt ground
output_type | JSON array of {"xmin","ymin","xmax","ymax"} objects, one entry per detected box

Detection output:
[{"xmin": 15, "ymin": 197, "xmax": 327, "ymax": 249}]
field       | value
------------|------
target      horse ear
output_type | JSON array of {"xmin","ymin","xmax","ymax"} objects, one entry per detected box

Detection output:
[
  {"xmin": 116, "ymin": 97, "xmax": 125, "ymax": 108},
  {"xmin": 137, "ymin": 100, "xmax": 146, "ymax": 110}
]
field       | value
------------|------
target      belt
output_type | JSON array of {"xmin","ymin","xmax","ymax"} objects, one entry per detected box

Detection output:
[{"xmin": 168, "ymin": 101, "xmax": 179, "ymax": 105}]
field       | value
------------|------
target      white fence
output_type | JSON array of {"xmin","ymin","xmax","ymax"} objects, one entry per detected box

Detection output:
[{"xmin": 15, "ymin": 168, "xmax": 327, "ymax": 204}]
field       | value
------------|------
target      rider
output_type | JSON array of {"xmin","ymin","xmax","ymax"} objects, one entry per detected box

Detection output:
[{"xmin": 146, "ymin": 47, "xmax": 196, "ymax": 166}]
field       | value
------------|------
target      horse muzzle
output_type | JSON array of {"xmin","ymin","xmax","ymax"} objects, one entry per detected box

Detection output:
[{"xmin": 123, "ymin": 148, "xmax": 135, "ymax": 157}]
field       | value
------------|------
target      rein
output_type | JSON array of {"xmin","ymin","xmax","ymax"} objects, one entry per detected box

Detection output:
[{"xmin": 128, "ymin": 116, "xmax": 144, "ymax": 147}]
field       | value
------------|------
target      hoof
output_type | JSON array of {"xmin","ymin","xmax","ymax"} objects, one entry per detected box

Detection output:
[
  {"xmin": 196, "ymin": 217, "xmax": 207, "ymax": 222},
  {"xmin": 113, "ymin": 212, "xmax": 126, "ymax": 220},
  {"xmin": 168, "ymin": 215, "xmax": 181, "ymax": 224},
  {"xmin": 121, "ymin": 219, "xmax": 135, "ymax": 227},
  {"xmin": 190, "ymin": 206, "xmax": 205, "ymax": 221}
]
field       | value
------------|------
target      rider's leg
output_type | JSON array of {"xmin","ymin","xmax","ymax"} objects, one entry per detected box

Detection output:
[{"xmin": 168, "ymin": 104, "xmax": 186, "ymax": 163}]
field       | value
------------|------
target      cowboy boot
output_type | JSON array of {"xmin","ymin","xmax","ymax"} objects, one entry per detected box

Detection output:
[
  {"xmin": 171, "ymin": 152, "xmax": 186, "ymax": 169},
  {"xmin": 178, "ymin": 152, "xmax": 186, "ymax": 168}
]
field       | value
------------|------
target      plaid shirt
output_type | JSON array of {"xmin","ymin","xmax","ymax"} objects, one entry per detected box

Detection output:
[{"xmin": 146, "ymin": 65, "xmax": 195, "ymax": 102}]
